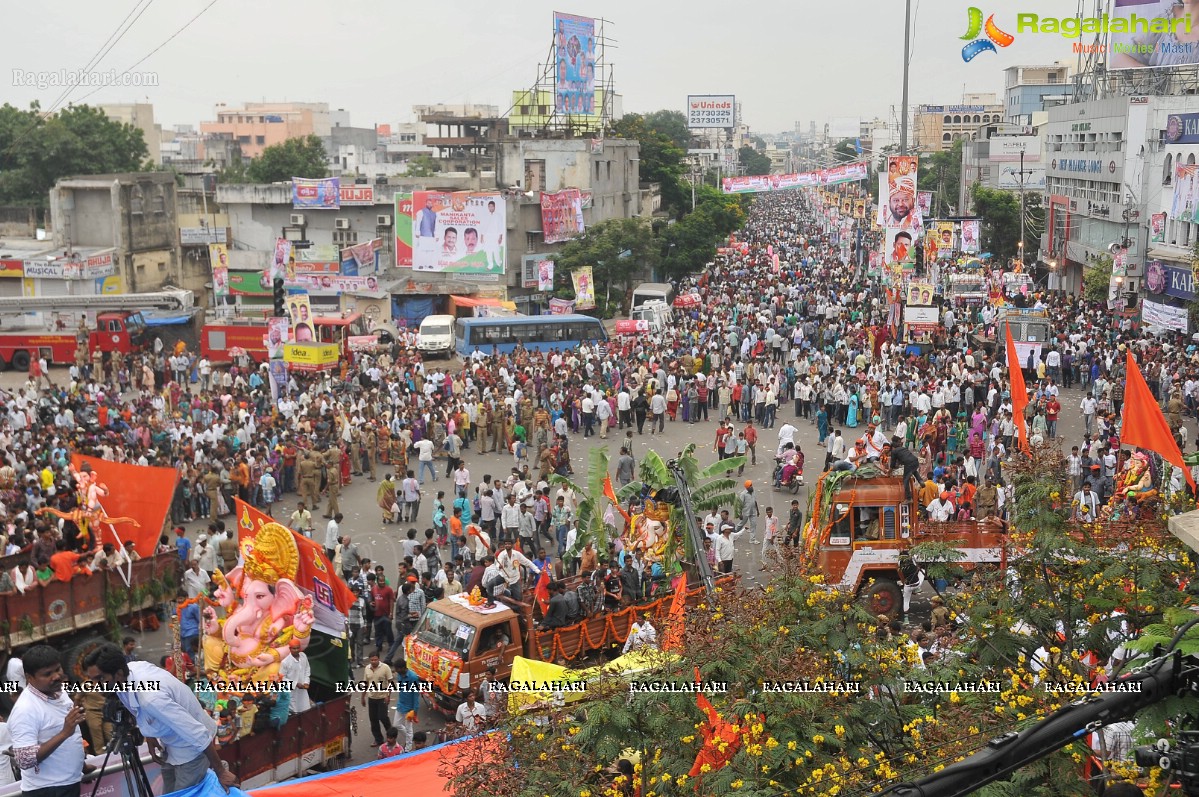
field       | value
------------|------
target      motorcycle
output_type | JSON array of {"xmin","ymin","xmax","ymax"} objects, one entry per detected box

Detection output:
[{"xmin": 772, "ymin": 455, "xmax": 804, "ymax": 494}]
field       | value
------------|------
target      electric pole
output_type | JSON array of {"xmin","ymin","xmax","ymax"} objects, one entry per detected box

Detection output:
[{"xmin": 900, "ymin": 0, "xmax": 912, "ymax": 155}]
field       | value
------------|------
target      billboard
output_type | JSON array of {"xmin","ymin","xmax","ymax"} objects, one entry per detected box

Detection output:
[
  {"xmin": 209, "ymin": 244, "xmax": 228, "ymax": 298},
  {"xmin": 395, "ymin": 193, "xmax": 413, "ymax": 267},
  {"xmin": 572, "ymin": 265, "xmax": 595, "ymax": 309},
  {"xmin": 1142, "ymin": 297, "xmax": 1188, "ymax": 333},
  {"xmin": 541, "ymin": 188, "xmax": 585, "ymax": 244},
  {"xmin": 961, "ymin": 219, "xmax": 981, "ymax": 254},
  {"xmin": 1165, "ymin": 112, "xmax": 1199, "ymax": 145},
  {"xmin": 687, "ymin": 95, "xmax": 736, "ymax": 128},
  {"xmin": 1171, "ymin": 164, "xmax": 1199, "ymax": 221},
  {"xmin": 554, "ymin": 12, "xmax": 597, "ymax": 114},
  {"xmin": 1108, "ymin": 0, "xmax": 1198, "ymax": 71},
  {"xmin": 916, "ymin": 191, "xmax": 933, "ymax": 217},
  {"xmin": 338, "ymin": 184, "xmax": 375, "ymax": 205},
  {"xmin": 988, "ymin": 136, "xmax": 1041, "ymax": 162},
  {"xmin": 720, "ymin": 162, "xmax": 868, "ymax": 194},
  {"xmin": 411, "ymin": 191, "xmax": 506, "ymax": 275},
  {"xmin": 877, "ymin": 156, "xmax": 921, "ymax": 233},
  {"xmin": 287, "ymin": 291, "xmax": 313, "ymax": 341},
  {"xmin": 883, "ymin": 227, "xmax": 916, "ymax": 266},
  {"xmin": 906, "ymin": 282, "xmax": 935, "ymax": 306},
  {"xmin": 828, "ymin": 117, "xmax": 861, "ymax": 139},
  {"xmin": 997, "ymin": 165, "xmax": 1047, "ymax": 190},
  {"xmin": 292, "ymin": 177, "xmax": 340, "ymax": 209}
]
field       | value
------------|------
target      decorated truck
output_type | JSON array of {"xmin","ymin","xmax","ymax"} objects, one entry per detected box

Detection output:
[
  {"xmin": 803, "ymin": 468, "xmax": 1007, "ymax": 618},
  {"xmin": 405, "ymin": 575, "xmax": 730, "ymax": 716}
]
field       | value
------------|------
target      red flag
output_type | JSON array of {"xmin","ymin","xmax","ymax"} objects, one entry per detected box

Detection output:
[
  {"xmin": 1004, "ymin": 322, "xmax": 1030, "ymax": 453},
  {"xmin": 533, "ymin": 566, "xmax": 551, "ymax": 615},
  {"xmin": 234, "ymin": 498, "xmax": 354, "ymax": 616},
  {"xmin": 603, "ymin": 473, "xmax": 630, "ymax": 524},
  {"xmin": 1121, "ymin": 351, "xmax": 1195, "ymax": 492},
  {"xmin": 661, "ymin": 581, "xmax": 688, "ymax": 652}
]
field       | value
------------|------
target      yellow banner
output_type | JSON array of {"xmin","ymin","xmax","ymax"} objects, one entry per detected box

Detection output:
[{"xmin": 283, "ymin": 343, "xmax": 338, "ymax": 366}]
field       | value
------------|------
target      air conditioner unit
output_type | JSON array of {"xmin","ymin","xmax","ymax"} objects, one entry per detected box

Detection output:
[
  {"xmin": 376, "ymin": 215, "xmax": 392, "ymax": 227},
  {"xmin": 335, "ymin": 218, "xmax": 351, "ymax": 230},
  {"xmin": 289, "ymin": 214, "xmax": 305, "ymax": 226}
]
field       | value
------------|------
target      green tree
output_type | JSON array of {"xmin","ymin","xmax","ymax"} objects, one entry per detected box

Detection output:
[
  {"xmin": 1082, "ymin": 253, "xmax": 1113, "ymax": 304},
  {"xmin": 609, "ymin": 113, "xmax": 688, "ymax": 216},
  {"xmin": 970, "ymin": 183, "xmax": 1045, "ymax": 261},
  {"xmin": 223, "ymin": 134, "xmax": 328, "ymax": 184},
  {"xmin": 405, "ymin": 154, "xmax": 440, "ymax": 177},
  {"xmin": 0, "ymin": 103, "xmax": 149, "ymax": 208},
  {"xmin": 832, "ymin": 138, "xmax": 859, "ymax": 163},
  {"xmin": 643, "ymin": 110, "xmax": 691, "ymax": 150},
  {"xmin": 659, "ymin": 186, "xmax": 745, "ymax": 281},
  {"xmin": 738, "ymin": 145, "xmax": 771, "ymax": 176},
  {"xmin": 917, "ymin": 139, "xmax": 963, "ymax": 217},
  {"xmin": 553, "ymin": 217, "xmax": 661, "ymax": 316}
]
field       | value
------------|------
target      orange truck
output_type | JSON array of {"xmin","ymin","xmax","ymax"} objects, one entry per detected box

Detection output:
[
  {"xmin": 405, "ymin": 575, "xmax": 732, "ymax": 716},
  {"xmin": 804, "ymin": 472, "xmax": 1007, "ymax": 617}
]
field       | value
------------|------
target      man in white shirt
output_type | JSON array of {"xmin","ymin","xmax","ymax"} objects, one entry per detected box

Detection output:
[
  {"xmin": 714, "ymin": 525, "xmax": 744, "ymax": 573},
  {"xmin": 84, "ymin": 644, "xmax": 234, "ymax": 792},
  {"xmin": 413, "ymin": 438, "xmax": 436, "ymax": 484},
  {"xmin": 279, "ymin": 641, "xmax": 312, "ymax": 714},
  {"xmin": 776, "ymin": 422, "xmax": 797, "ymax": 455},
  {"xmin": 495, "ymin": 541, "xmax": 539, "ymax": 601},
  {"xmin": 324, "ymin": 513, "xmax": 341, "ymax": 559},
  {"xmin": 926, "ymin": 492, "xmax": 955, "ymax": 522},
  {"xmin": 622, "ymin": 614, "xmax": 658, "ymax": 653},
  {"xmin": 8, "ymin": 646, "xmax": 88, "ymax": 795},
  {"xmin": 454, "ymin": 690, "xmax": 488, "ymax": 732}
]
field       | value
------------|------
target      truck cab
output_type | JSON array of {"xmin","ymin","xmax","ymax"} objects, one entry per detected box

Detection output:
[
  {"xmin": 806, "ymin": 473, "xmax": 1006, "ymax": 617},
  {"xmin": 629, "ymin": 300, "xmax": 673, "ymax": 334},
  {"xmin": 90, "ymin": 311, "xmax": 146, "ymax": 353}
]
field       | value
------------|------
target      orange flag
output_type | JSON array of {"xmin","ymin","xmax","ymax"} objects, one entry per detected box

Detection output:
[
  {"xmin": 1121, "ymin": 351, "xmax": 1195, "ymax": 492},
  {"xmin": 1005, "ymin": 322, "xmax": 1030, "ymax": 453},
  {"xmin": 660, "ymin": 581, "xmax": 689, "ymax": 653},
  {"xmin": 533, "ymin": 565, "xmax": 551, "ymax": 615}
]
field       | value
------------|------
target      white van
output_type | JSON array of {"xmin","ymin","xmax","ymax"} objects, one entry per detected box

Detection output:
[
  {"xmin": 629, "ymin": 300, "xmax": 673, "ymax": 333},
  {"xmin": 417, "ymin": 314, "xmax": 456, "ymax": 358}
]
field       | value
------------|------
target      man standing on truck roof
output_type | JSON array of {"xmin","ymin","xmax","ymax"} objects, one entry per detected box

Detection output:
[{"xmin": 496, "ymin": 541, "xmax": 539, "ymax": 601}]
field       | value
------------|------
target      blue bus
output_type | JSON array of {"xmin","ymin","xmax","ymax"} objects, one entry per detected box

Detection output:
[{"xmin": 454, "ymin": 314, "xmax": 608, "ymax": 356}]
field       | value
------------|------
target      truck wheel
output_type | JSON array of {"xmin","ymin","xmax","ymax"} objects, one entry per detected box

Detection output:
[
  {"xmin": 63, "ymin": 636, "xmax": 109, "ymax": 681},
  {"xmin": 0, "ymin": 354, "xmax": 7, "ymax": 371},
  {"xmin": 861, "ymin": 579, "xmax": 902, "ymax": 618},
  {"xmin": 10, "ymin": 351, "xmax": 29, "ymax": 371}
]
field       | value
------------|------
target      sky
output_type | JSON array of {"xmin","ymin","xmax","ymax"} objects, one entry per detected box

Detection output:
[{"xmin": 6, "ymin": 0, "xmax": 1091, "ymax": 136}]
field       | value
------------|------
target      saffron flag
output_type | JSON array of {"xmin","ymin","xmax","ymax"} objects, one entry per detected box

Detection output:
[
  {"xmin": 660, "ymin": 581, "xmax": 688, "ymax": 653},
  {"xmin": 1005, "ymin": 322, "xmax": 1030, "ymax": 452},
  {"xmin": 234, "ymin": 499, "xmax": 354, "ymax": 636},
  {"xmin": 533, "ymin": 566, "xmax": 551, "ymax": 615},
  {"xmin": 1122, "ymin": 351, "xmax": 1195, "ymax": 492},
  {"xmin": 72, "ymin": 455, "xmax": 178, "ymax": 558}
]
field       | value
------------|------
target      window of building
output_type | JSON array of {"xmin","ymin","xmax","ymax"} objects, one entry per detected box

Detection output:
[
  {"xmin": 237, "ymin": 135, "xmax": 250, "ymax": 144},
  {"xmin": 524, "ymin": 159, "xmax": 546, "ymax": 192},
  {"xmin": 538, "ymin": 106, "xmax": 549, "ymax": 115},
  {"xmin": 1190, "ymin": 153, "xmax": 1197, "ymax": 166},
  {"xmin": 520, "ymin": 105, "xmax": 529, "ymax": 114},
  {"xmin": 1164, "ymin": 152, "xmax": 1174, "ymax": 184},
  {"xmin": 973, "ymin": 114, "xmax": 981, "ymax": 123},
  {"xmin": 953, "ymin": 115, "xmax": 961, "ymax": 124},
  {"xmin": 256, "ymin": 135, "xmax": 265, "ymax": 145},
  {"xmin": 130, "ymin": 187, "xmax": 144, "ymax": 214},
  {"xmin": 942, "ymin": 133, "xmax": 952, "ymax": 142},
  {"xmin": 151, "ymin": 186, "xmax": 165, "ymax": 214},
  {"xmin": 943, "ymin": 115, "xmax": 951, "ymax": 123},
  {"xmin": 333, "ymin": 230, "xmax": 359, "ymax": 245},
  {"xmin": 606, "ymin": 161, "xmax": 611, "ymax": 179},
  {"xmin": 595, "ymin": 160, "xmax": 601, "ymax": 180}
]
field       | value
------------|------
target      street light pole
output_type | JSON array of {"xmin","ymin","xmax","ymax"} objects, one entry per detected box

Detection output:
[
  {"xmin": 900, "ymin": 0, "xmax": 912, "ymax": 155},
  {"xmin": 1018, "ymin": 148, "xmax": 1025, "ymax": 266}
]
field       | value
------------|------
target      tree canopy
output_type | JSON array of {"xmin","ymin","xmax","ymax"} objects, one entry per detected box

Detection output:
[
  {"xmin": 970, "ymin": 183, "xmax": 1044, "ymax": 261},
  {"xmin": 553, "ymin": 217, "xmax": 661, "ymax": 315},
  {"xmin": 0, "ymin": 103, "xmax": 149, "ymax": 208},
  {"xmin": 222, "ymin": 134, "xmax": 329, "ymax": 184},
  {"xmin": 917, "ymin": 139, "xmax": 964, "ymax": 217},
  {"xmin": 609, "ymin": 113, "xmax": 688, "ymax": 216},
  {"xmin": 738, "ymin": 145, "xmax": 771, "ymax": 177}
]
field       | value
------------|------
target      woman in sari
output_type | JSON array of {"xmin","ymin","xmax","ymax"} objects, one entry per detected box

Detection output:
[
  {"xmin": 377, "ymin": 474, "xmax": 397, "ymax": 524},
  {"xmin": 846, "ymin": 391, "xmax": 860, "ymax": 428}
]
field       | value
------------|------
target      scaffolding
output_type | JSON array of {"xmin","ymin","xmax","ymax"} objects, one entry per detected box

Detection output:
[{"xmin": 508, "ymin": 15, "xmax": 618, "ymax": 139}]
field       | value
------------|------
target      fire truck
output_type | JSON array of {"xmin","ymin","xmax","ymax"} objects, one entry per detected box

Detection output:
[
  {"xmin": 804, "ymin": 471, "xmax": 1007, "ymax": 617},
  {"xmin": 0, "ymin": 290, "xmax": 193, "ymax": 371}
]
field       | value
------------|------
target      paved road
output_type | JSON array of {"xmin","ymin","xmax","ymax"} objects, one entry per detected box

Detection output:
[{"xmin": 1, "ymin": 365, "xmax": 1163, "ymax": 767}]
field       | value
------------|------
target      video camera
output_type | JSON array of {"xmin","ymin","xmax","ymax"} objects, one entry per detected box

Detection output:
[
  {"xmin": 1135, "ymin": 731, "xmax": 1199, "ymax": 794},
  {"xmin": 101, "ymin": 694, "xmax": 144, "ymax": 748}
]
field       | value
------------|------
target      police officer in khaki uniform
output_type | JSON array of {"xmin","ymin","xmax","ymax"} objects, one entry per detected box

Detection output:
[
  {"xmin": 363, "ymin": 425, "xmax": 377, "ymax": 481},
  {"xmin": 298, "ymin": 450, "xmax": 321, "ymax": 511},
  {"xmin": 203, "ymin": 466, "xmax": 222, "ymax": 521},
  {"xmin": 350, "ymin": 428, "xmax": 363, "ymax": 476},
  {"xmin": 324, "ymin": 446, "xmax": 341, "ymax": 518}
]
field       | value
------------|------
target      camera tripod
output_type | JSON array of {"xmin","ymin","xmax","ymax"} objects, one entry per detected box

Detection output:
[{"xmin": 89, "ymin": 702, "xmax": 152, "ymax": 797}]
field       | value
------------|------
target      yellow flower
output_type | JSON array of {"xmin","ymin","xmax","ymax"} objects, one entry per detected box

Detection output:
[
  {"xmin": 949, "ymin": 692, "xmax": 961, "ymax": 704},
  {"xmin": 730, "ymin": 780, "xmax": 744, "ymax": 789},
  {"xmin": 834, "ymin": 725, "xmax": 846, "ymax": 738},
  {"xmin": 580, "ymin": 791, "xmax": 592, "ymax": 797},
  {"xmin": 787, "ymin": 740, "xmax": 798, "ymax": 750},
  {"xmin": 813, "ymin": 734, "xmax": 825, "ymax": 745},
  {"xmin": 699, "ymin": 763, "xmax": 711, "ymax": 774}
]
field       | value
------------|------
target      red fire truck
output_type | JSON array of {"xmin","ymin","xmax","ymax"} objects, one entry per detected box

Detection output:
[{"xmin": 201, "ymin": 312, "xmax": 370, "ymax": 363}]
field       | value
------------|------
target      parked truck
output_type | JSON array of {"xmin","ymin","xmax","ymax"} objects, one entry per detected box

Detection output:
[{"xmin": 405, "ymin": 575, "xmax": 732, "ymax": 716}]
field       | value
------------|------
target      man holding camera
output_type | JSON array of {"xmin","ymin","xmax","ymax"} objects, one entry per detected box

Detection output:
[
  {"xmin": 82, "ymin": 644, "xmax": 236, "ymax": 793},
  {"xmin": 8, "ymin": 645, "xmax": 90, "ymax": 797}
]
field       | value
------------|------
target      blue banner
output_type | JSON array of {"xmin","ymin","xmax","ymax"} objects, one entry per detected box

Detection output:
[
  {"xmin": 1145, "ymin": 260, "xmax": 1195, "ymax": 301},
  {"xmin": 162, "ymin": 770, "xmax": 253, "ymax": 797}
]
